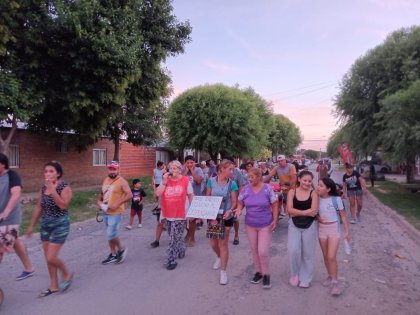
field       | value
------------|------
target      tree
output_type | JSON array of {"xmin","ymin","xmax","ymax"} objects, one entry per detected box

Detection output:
[
  {"xmin": 167, "ymin": 84, "xmax": 270, "ymax": 160},
  {"xmin": 304, "ymin": 149, "xmax": 319, "ymax": 160},
  {"xmin": 326, "ymin": 128, "xmax": 350, "ymax": 158},
  {"xmin": 1, "ymin": 0, "xmax": 191, "ymax": 157},
  {"xmin": 267, "ymin": 114, "xmax": 302, "ymax": 156}
]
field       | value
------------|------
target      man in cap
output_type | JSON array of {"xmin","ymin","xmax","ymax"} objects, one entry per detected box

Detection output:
[
  {"xmin": 97, "ymin": 161, "xmax": 132, "ymax": 264},
  {"xmin": 265, "ymin": 155, "xmax": 297, "ymax": 217}
]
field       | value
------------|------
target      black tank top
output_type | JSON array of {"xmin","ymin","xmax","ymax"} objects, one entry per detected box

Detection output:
[{"xmin": 292, "ymin": 189, "xmax": 315, "ymax": 229}]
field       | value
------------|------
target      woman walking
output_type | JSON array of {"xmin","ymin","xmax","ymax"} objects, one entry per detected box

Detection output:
[
  {"xmin": 234, "ymin": 168, "xmax": 278, "ymax": 289},
  {"xmin": 155, "ymin": 161, "xmax": 194, "ymax": 270},
  {"xmin": 26, "ymin": 161, "xmax": 73, "ymax": 297},
  {"xmin": 342, "ymin": 163, "xmax": 367, "ymax": 223},
  {"xmin": 286, "ymin": 170, "xmax": 318, "ymax": 288},
  {"xmin": 206, "ymin": 159, "xmax": 238, "ymax": 285},
  {"xmin": 317, "ymin": 177, "xmax": 350, "ymax": 296}
]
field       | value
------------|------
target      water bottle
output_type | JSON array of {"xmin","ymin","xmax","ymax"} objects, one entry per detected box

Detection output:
[{"xmin": 343, "ymin": 239, "xmax": 351, "ymax": 255}]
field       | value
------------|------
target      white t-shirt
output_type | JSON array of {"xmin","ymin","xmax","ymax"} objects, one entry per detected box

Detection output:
[{"xmin": 318, "ymin": 196, "xmax": 344, "ymax": 223}]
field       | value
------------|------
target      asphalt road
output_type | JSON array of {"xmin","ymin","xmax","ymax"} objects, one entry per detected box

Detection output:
[{"xmin": 1, "ymin": 165, "xmax": 419, "ymax": 315}]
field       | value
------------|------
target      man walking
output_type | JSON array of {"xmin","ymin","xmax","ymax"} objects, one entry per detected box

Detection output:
[
  {"xmin": 97, "ymin": 161, "xmax": 132, "ymax": 264},
  {"xmin": 0, "ymin": 153, "xmax": 35, "ymax": 280}
]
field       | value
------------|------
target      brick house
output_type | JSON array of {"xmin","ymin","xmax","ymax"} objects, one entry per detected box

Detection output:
[{"xmin": 1, "ymin": 126, "xmax": 170, "ymax": 191}]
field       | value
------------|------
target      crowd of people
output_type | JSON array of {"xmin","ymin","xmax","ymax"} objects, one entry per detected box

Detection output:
[{"xmin": 0, "ymin": 153, "xmax": 366, "ymax": 301}]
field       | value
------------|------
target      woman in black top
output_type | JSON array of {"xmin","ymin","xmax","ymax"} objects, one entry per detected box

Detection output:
[{"xmin": 286, "ymin": 171, "xmax": 318, "ymax": 288}]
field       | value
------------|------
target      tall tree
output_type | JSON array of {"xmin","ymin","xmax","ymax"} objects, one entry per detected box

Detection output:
[
  {"xmin": 167, "ymin": 84, "xmax": 270, "ymax": 160},
  {"xmin": 267, "ymin": 114, "xmax": 302, "ymax": 156}
]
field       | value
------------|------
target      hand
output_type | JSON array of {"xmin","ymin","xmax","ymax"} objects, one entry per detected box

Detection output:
[
  {"xmin": 270, "ymin": 220, "xmax": 278, "ymax": 232},
  {"xmin": 317, "ymin": 216, "xmax": 326, "ymax": 224},
  {"xmin": 342, "ymin": 195, "xmax": 347, "ymax": 200},
  {"xmin": 26, "ymin": 227, "xmax": 33, "ymax": 239},
  {"xmin": 223, "ymin": 210, "xmax": 233, "ymax": 220},
  {"xmin": 344, "ymin": 232, "xmax": 350, "ymax": 241},
  {"xmin": 0, "ymin": 213, "xmax": 7, "ymax": 222},
  {"xmin": 44, "ymin": 178, "xmax": 57, "ymax": 191},
  {"xmin": 308, "ymin": 208, "xmax": 318, "ymax": 217},
  {"xmin": 233, "ymin": 208, "xmax": 241, "ymax": 217}
]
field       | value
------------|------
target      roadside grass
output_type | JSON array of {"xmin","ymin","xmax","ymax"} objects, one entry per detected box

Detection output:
[
  {"xmin": 20, "ymin": 175, "xmax": 154, "ymax": 233},
  {"xmin": 369, "ymin": 180, "xmax": 420, "ymax": 231}
]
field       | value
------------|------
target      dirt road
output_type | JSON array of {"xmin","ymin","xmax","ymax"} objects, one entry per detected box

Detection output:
[{"xmin": 1, "ymin": 171, "xmax": 419, "ymax": 315}]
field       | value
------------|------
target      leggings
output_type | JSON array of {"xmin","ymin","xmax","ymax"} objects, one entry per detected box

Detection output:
[{"xmin": 246, "ymin": 225, "xmax": 272, "ymax": 275}]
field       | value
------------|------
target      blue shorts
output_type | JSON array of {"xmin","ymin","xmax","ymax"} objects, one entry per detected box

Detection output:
[
  {"xmin": 103, "ymin": 214, "xmax": 122, "ymax": 240},
  {"xmin": 40, "ymin": 216, "xmax": 70, "ymax": 244},
  {"xmin": 347, "ymin": 189, "xmax": 362, "ymax": 198}
]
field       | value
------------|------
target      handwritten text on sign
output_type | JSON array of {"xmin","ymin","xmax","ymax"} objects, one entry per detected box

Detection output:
[{"xmin": 187, "ymin": 196, "xmax": 223, "ymax": 219}]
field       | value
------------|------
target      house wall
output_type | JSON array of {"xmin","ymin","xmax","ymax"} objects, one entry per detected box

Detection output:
[{"xmin": 4, "ymin": 129, "xmax": 155, "ymax": 191}]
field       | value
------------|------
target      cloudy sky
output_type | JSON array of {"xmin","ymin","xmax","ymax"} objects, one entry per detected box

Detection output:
[{"xmin": 165, "ymin": 0, "xmax": 420, "ymax": 151}]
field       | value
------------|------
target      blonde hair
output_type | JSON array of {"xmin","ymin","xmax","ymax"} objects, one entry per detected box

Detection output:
[
  {"xmin": 168, "ymin": 160, "xmax": 182, "ymax": 171},
  {"xmin": 217, "ymin": 159, "xmax": 234, "ymax": 173}
]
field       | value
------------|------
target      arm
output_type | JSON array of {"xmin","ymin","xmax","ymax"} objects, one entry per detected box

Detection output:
[
  {"xmin": 359, "ymin": 176, "xmax": 367, "ymax": 193},
  {"xmin": 224, "ymin": 190, "xmax": 238, "ymax": 220},
  {"xmin": 339, "ymin": 210, "xmax": 350, "ymax": 241},
  {"xmin": 232, "ymin": 200, "xmax": 245, "ymax": 217},
  {"xmin": 190, "ymin": 167, "xmax": 203, "ymax": 185},
  {"xmin": 108, "ymin": 180, "xmax": 133, "ymax": 211},
  {"xmin": 287, "ymin": 189, "xmax": 318, "ymax": 217},
  {"xmin": 152, "ymin": 170, "xmax": 156, "ymax": 187},
  {"xmin": 154, "ymin": 173, "xmax": 169, "ymax": 198},
  {"xmin": 0, "ymin": 186, "xmax": 21, "ymax": 221},
  {"xmin": 47, "ymin": 183, "xmax": 72, "ymax": 210},
  {"xmin": 342, "ymin": 182, "xmax": 348, "ymax": 199},
  {"xmin": 26, "ymin": 191, "xmax": 42, "ymax": 237},
  {"xmin": 263, "ymin": 167, "xmax": 277, "ymax": 183},
  {"xmin": 270, "ymin": 199, "xmax": 279, "ymax": 231}
]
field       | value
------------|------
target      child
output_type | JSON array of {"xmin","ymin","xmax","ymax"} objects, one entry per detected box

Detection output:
[
  {"xmin": 317, "ymin": 177, "xmax": 350, "ymax": 296},
  {"xmin": 126, "ymin": 179, "xmax": 146, "ymax": 230}
]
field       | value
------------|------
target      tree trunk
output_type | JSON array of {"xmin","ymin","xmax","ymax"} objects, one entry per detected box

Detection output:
[
  {"xmin": 0, "ymin": 116, "xmax": 17, "ymax": 155},
  {"xmin": 406, "ymin": 156, "xmax": 415, "ymax": 184},
  {"xmin": 113, "ymin": 133, "xmax": 120, "ymax": 162}
]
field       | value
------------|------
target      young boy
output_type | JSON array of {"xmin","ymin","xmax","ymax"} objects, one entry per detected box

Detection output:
[{"xmin": 125, "ymin": 179, "xmax": 146, "ymax": 230}]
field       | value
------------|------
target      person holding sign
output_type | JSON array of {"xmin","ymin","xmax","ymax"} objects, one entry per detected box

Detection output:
[
  {"xmin": 206, "ymin": 159, "xmax": 238, "ymax": 285},
  {"xmin": 155, "ymin": 161, "xmax": 194, "ymax": 271},
  {"xmin": 233, "ymin": 168, "xmax": 279, "ymax": 289}
]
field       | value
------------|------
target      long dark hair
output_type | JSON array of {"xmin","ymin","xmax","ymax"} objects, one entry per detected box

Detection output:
[
  {"xmin": 320, "ymin": 176, "xmax": 339, "ymax": 196},
  {"xmin": 296, "ymin": 170, "xmax": 313, "ymax": 187}
]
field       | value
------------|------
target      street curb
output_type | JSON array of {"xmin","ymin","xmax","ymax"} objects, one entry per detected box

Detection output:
[{"xmin": 367, "ymin": 191, "xmax": 420, "ymax": 247}]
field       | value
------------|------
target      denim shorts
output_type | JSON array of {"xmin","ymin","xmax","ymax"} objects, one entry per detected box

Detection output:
[
  {"xmin": 103, "ymin": 214, "xmax": 122, "ymax": 240},
  {"xmin": 40, "ymin": 216, "xmax": 70, "ymax": 244},
  {"xmin": 347, "ymin": 189, "xmax": 362, "ymax": 197}
]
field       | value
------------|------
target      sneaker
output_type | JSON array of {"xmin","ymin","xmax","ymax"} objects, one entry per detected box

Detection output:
[
  {"xmin": 330, "ymin": 281, "xmax": 341, "ymax": 296},
  {"xmin": 289, "ymin": 275, "xmax": 299, "ymax": 287},
  {"xmin": 262, "ymin": 275, "xmax": 271, "ymax": 289},
  {"xmin": 101, "ymin": 253, "xmax": 117, "ymax": 265},
  {"xmin": 350, "ymin": 219, "xmax": 356, "ymax": 224},
  {"xmin": 299, "ymin": 281, "xmax": 310, "ymax": 288},
  {"xmin": 150, "ymin": 240, "xmax": 160, "ymax": 248},
  {"xmin": 138, "ymin": 224, "xmax": 142, "ymax": 228},
  {"xmin": 166, "ymin": 260, "xmax": 178, "ymax": 270},
  {"xmin": 125, "ymin": 225, "xmax": 132, "ymax": 230},
  {"xmin": 115, "ymin": 248, "xmax": 128, "ymax": 264},
  {"xmin": 213, "ymin": 257, "xmax": 221, "ymax": 270},
  {"xmin": 251, "ymin": 272, "xmax": 263, "ymax": 284},
  {"xmin": 220, "ymin": 270, "xmax": 228, "ymax": 285},
  {"xmin": 16, "ymin": 270, "xmax": 35, "ymax": 281},
  {"xmin": 322, "ymin": 276, "xmax": 332, "ymax": 287}
]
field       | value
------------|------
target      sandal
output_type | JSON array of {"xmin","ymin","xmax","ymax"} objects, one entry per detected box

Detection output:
[
  {"xmin": 39, "ymin": 288, "xmax": 59, "ymax": 298},
  {"xmin": 59, "ymin": 272, "xmax": 74, "ymax": 292},
  {"xmin": 233, "ymin": 239, "xmax": 239, "ymax": 245}
]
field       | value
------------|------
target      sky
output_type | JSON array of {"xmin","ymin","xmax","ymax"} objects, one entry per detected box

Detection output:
[{"xmin": 165, "ymin": 0, "xmax": 420, "ymax": 151}]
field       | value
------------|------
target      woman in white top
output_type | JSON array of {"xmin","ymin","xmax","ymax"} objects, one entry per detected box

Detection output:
[{"xmin": 317, "ymin": 177, "xmax": 350, "ymax": 296}]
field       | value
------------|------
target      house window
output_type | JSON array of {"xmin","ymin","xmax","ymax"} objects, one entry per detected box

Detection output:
[
  {"xmin": 93, "ymin": 149, "xmax": 107, "ymax": 166},
  {"xmin": 8, "ymin": 145, "xmax": 19, "ymax": 168},
  {"xmin": 56, "ymin": 141, "xmax": 68, "ymax": 153}
]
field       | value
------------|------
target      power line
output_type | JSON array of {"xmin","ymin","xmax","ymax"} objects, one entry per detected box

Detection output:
[
  {"xmin": 265, "ymin": 80, "xmax": 337, "ymax": 96},
  {"xmin": 273, "ymin": 83, "xmax": 338, "ymax": 101}
]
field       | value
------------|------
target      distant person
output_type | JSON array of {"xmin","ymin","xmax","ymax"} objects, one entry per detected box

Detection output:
[
  {"xmin": 151, "ymin": 161, "xmax": 167, "ymax": 248},
  {"xmin": 317, "ymin": 177, "xmax": 350, "ymax": 296},
  {"xmin": 316, "ymin": 160, "xmax": 328, "ymax": 179},
  {"xmin": 97, "ymin": 161, "xmax": 132, "ymax": 265},
  {"xmin": 286, "ymin": 171, "xmax": 318, "ymax": 288},
  {"xmin": 26, "ymin": 161, "xmax": 74, "ymax": 297},
  {"xmin": 125, "ymin": 178, "xmax": 146, "ymax": 230},
  {"xmin": 155, "ymin": 160, "xmax": 194, "ymax": 270},
  {"xmin": 208, "ymin": 160, "xmax": 217, "ymax": 178},
  {"xmin": 234, "ymin": 168, "xmax": 278, "ymax": 289},
  {"xmin": 369, "ymin": 163, "xmax": 376, "ymax": 187},
  {"xmin": 0, "ymin": 153, "xmax": 35, "ymax": 281},
  {"xmin": 342, "ymin": 163, "xmax": 367, "ymax": 223}
]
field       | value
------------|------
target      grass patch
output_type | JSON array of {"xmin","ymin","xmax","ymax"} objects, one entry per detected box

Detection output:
[
  {"xmin": 20, "ymin": 176, "xmax": 154, "ymax": 232},
  {"xmin": 369, "ymin": 180, "xmax": 420, "ymax": 231}
]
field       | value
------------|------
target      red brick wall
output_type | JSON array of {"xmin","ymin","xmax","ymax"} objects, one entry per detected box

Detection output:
[{"xmin": 4, "ymin": 129, "xmax": 155, "ymax": 191}]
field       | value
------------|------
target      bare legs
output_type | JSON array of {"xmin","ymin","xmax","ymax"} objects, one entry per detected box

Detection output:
[{"xmin": 42, "ymin": 241, "xmax": 71, "ymax": 291}]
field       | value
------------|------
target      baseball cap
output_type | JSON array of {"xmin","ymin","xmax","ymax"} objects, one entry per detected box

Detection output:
[
  {"xmin": 200, "ymin": 161, "xmax": 206, "ymax": 165},
  {"xmin": 277, "ymin": 154, "xmax": 286, "ymax": 161},
  {"xmin": 107, "ymin": 161, "xmax": 120, "ymax": 169}
]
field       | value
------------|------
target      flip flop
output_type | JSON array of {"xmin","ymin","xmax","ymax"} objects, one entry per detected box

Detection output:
[
  {"xmin": 233, "ymin": 239, "xmax": 239, "ymax": 245},
  {"xmin": 39, "ymin": 288, "xmax": 59, "ymax": 298},
  {"xmin": 59, "ymin": 272, "xmax": 74, "ymax": 292}
]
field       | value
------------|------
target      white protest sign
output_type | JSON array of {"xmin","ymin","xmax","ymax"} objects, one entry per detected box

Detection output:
[{"xmin": 187, "ymin": 196, "xmax": 223, "ymax": 220}]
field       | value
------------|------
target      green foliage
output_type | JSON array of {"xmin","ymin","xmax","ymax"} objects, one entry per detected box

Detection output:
[
  {"xmin": 267, "ymin": 114, "xmax": 302, "ymax": 156},
  {"xmin": 303, "ymin": 149, "xmax": 319, "ymax": 160},
  {"xmin": 167, "ymin": 84, "xmax": 271, "ymax": 159},
  {"xmin": 335, "ymin": 25, "xmax": 420, "ymax": 166}
]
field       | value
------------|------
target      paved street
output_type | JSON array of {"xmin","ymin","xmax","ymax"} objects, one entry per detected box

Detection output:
[{"xmin": 1, "ymin": 165, "xmax": 419, "ymax": 315}]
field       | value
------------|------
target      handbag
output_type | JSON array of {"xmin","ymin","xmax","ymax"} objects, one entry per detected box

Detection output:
[{"xmin": 206, "ymin": 214, "xmax": 225, "ymax": 240}]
